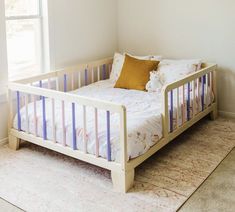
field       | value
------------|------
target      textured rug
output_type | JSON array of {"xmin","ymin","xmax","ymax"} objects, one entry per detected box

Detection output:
[{"xmin": 0, "ymin": 117, "xmax": 234, "ymax": 212}]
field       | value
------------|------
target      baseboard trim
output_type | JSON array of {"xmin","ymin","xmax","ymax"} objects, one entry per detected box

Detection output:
[
  {"xmin": 219, "ymin": 110, "xmax": 235, "ymax": 119},
  {"xmin": 0, "ymin": 137, "xmax": 8, "ymax": 146}
]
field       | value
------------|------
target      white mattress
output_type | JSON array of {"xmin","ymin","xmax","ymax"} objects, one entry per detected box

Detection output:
[{"xmin": 13, "ymin": 80, "xmax": 213, "ymax": 162}]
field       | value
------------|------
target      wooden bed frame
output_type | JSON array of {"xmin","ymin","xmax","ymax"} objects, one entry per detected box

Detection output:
[{"xmin": 8, "ymin": 57, "xmax": 217, "ymax": 193}]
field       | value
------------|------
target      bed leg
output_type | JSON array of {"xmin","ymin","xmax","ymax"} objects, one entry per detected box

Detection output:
[
  {"xmin": 210, "ymin": 106, "xmax": 218, "ymax": 120},
  {"xmin": 8, "ymin": 135, "xmax": 20, "ymax": 150},
  {"xmin": 111, "ymin": 169, "xmax": 135, "ymax": 193}
]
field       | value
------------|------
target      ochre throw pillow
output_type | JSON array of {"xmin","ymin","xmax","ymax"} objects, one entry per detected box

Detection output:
[{"xmin": 114, "ymin": 55, "xmax": 159, "ymax": 91}]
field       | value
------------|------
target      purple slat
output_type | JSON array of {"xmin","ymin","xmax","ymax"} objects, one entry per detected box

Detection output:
[
  {"xmin": 16, "ymin": 91, "xmax": 21, "ymax": 131},
  {"xmin": 64, "ymin": 74, "xmax": 67, "ymax": 92},
  {"xmin": 187, "ymin": 82, "xmax": 190, "ymax": 121},
  {"xmin": 106, "ymin": 111, "xmax": 111, "ymax": 161},
  {"xmin": 39, "ymin": 80, "xmax": 42, "ymax": 100},
  {"xmin": 170, "ymin": 90, "xmax": 173, "ymax": 133},
  {"xmin": 85, "ymin": 69, "xmax": 88, "ymax": 86},
  {"xmin": 202, "ymin": 76, "xmax": 205, "ymax": 111},
  {"xmin": 102, "ymin": 64, "xmax": 106, "ymax": 80},
  {"xmin": 72, "ymin": 103, "xmax": 77, "ymax": 150},
  {"xmin": 42, "ymin": 96, "xmax": 47, "ymax": 140}
]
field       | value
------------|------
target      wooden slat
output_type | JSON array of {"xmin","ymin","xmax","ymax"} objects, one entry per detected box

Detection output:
[
  {"xmin": 85, "ymin": 69, "xmax": 88, "ymax": 86},
  {"xmin": 61, "ymin": 101, "xmax": 66, "ymax": 146},
  {"xmin": 192, "ymin": 80, "xmax": 196, "ymax": 118},
  {"xmin": 8, "ymin": 90, "xmax": 13, "ymax": 130},
  {"xmin": 106, "ymin": 111, "xmax": 111, "ymax": 161},
  {"xmin": 170, "ymin": 90, "xmax": 173, "ymax": 132},
  {"xmin": 78, "ymin": 71, "xmax": 81, "ymax": 88},
  {"xmin": 187, "ymin": 82, "xmax": 190, "ymax": 121},
  {"xmin": 16, "ymin": 91, "xmax": 21, "ymax": 131},
  {"xmin": 64, "ymin": 74, "xmax": 67, "ymax": 92},
  {"xmin": 119, "ymin": 106, "xmax": 127, "ymax": 169},
  {"xmin": 33, "ymin": 95, "xmax": 37, "ymax": 136},
  {"xmin": 42, "ymin": 96, "xmax": 47, "ymax": 140},
  {"xmin": 51, "ymin": 98, "xmax": 56, "ymax": 143},
  {"xmin": 182, "ymin": 85, "xmax": 185, "ymax": 124},
  {"xmin": 205, "ymin": 74, "xmax": 208, "ymax": 107},
  {"xmin": 197, "ymin": 78, "xmax": 200, "ymax": 114},
  {"xmin": 83, "ymin": 105, "xmax": 87, "ymax": 153},
  {"xmin": 202, "ymin": 76, "xmax": 205, "ymax": 111},
  {"xmin": 97, "ymin": 66, "xmax": 100, "ymax": 81},
  {"xmin": 209, "ymin": 72, "xmax": 213, "ymax": 105},
  {"xmin": 95, "ymin": 108, "xmax": 99, "ymax": 157},
  {"xmin": 72, "ymin": 103, "xmax": 77, "ymax": 150},
  {"xmin": 71, "ymin": 72, "xmax": 75, "ymax": 90},
  {"xmin": 91, "ymin": 67, "xmax": 95, "ymax": 83},
  {"xmin": 56, "ymin": 77, "xmax": 59, "ymax": 91},
  {"xmin": 102, "ymin": 64, "xmax": 106, "ymax": 80},
  {"xmin": 176, "ymin": 87, "xmax": 179, "ymax": 128},
  {"xmin": 25, "ymin": 94, "xmax": 29, "ymax": 133}
]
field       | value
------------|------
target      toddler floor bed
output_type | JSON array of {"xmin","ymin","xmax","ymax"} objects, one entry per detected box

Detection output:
[{"xmin": 8, "ymin": 57, "xmax": 217, "ymax": 192}]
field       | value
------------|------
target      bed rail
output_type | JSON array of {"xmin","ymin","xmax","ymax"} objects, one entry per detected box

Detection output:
[
  {"xmin": 8, "ymin": 57, "xmax": 129, "ymax": 170},
  {"xmin": 162, "ymin": 63, "xmax": 217, "ymax": 139}
]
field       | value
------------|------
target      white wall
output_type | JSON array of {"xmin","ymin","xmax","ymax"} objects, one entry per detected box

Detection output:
[
  {"xmin": 48, "ymin": 0, "xmax": 117, "ymax": 69},
  {"xmin": 118, "ymin": 0, "xmax": 235, "ymax": 115},
  {"xmin": 0, "ymin": 0, "xmax": 9, "ymax": 144}
]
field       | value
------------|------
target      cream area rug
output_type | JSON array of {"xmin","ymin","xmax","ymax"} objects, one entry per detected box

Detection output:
[{"xmin": 0, "ymin": 117, "xmax": 234, "ymax": 212}]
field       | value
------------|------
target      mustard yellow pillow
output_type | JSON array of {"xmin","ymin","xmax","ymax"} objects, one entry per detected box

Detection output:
[{"xmin": 114, "ymin": 55, "xmax": 159, "ymax": 91}]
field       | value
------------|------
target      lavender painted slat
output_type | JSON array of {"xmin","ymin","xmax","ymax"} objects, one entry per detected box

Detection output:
[
  {"xmin": 85, "ymin": 69, "xmax": 88, "ymax": 86},
  {"xmin": 42, "ymin": 96, "xmax": 47, "ymax": 140},
  {"xmin": 39, "ymin": 80, "xmax": 42, "ymax": 100},
  {"xmin": 16, "ymin": 91, "xmax": 21, "ymax": 131},
  {"xmin": 202, "ymin": 76, "xmax": 205, "ymax": 111},
  {"xmin": 72, "ymin": 103, "xmax": 77, "ymax": 150},
  {"xmin": 170, "ymin": 90, "xmax": 174, "ymax": 133},
  {"xmin": 187, "ymin": 82, "xmax": 190, "ymax": 121},
  {"xmin": 64, "ymin": 74, "xmax": 67, "ymax": 92},
  {"xmin": 102, "ymin": 64, "xmax": 106, "ymax": 80},
  {"xmin": 106, "ymin": 111, "xmax": 111, "ymax": 161}
]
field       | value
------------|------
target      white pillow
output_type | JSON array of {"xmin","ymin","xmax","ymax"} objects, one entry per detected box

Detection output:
[
  {"xmin": 161, "ymin": 59, "xmax": 202, "ymax": 70},
  {"xmin": 110, "ymin": 53, "xmax": 158, "ymax": 83},
  {"xmin": 157, "ymin": 63, "xmax": 197, "ymax": 85}
]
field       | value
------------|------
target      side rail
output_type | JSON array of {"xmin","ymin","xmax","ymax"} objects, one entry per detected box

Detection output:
[
  {"xmin": 8, "ymin": 81, "xmax": 127, "ymax": 170},
  {"xmin": 162, "ymin": 63, "xmax": 217, "ymax": 141},
  {"xmin": 13, "ymin": 57, "xmax": 113, "ymax": 92}
]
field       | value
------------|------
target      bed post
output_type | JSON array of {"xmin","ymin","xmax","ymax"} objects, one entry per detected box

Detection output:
[
  {"xmin": 8, "ymin": 89, "xmax": 20, "ymax": 151},
  {"xmin": 8, "ymin": 134, "xmax": 20, "ymax": 150},
  {"xmin": 111, "ymin": 169, "xmax": 135, "ymax": 193},
  {"xmin": 111, "ymin": 106, "xmax": 135, "ymax": 192},
  {"xmin": 210, "ymin": 68, "xmax": 218, "ymax": 120}
]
